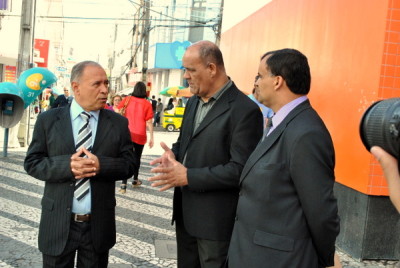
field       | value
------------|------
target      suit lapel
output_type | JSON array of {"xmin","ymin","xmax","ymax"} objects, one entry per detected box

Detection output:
[
  {"xmin": 53, "ymin": 107, "xmax": 75, "ymax": 153},
  {"xmin": 92, "ymin": 109, "xmax": 112, "ymax": 153},
  {"xmin": 192, "ymin": 86, "xmax": 236, "ymax": 138},
  {"xmin": 239, "ymin": 100, "xmax": 311, "ymax": 184},
  {"xmin": 178, "ymin": 96, "xmax": 198, "ymax": 157}
]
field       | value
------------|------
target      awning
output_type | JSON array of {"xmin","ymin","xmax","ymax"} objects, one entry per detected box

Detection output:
[{"xmin": 0, "ymin": 56, "xmax": 17, "ymax": 66}]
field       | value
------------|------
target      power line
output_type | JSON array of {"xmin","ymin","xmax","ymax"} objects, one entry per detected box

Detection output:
[{"xmin": 126, "ymin": 0, "xmax": 218, "ymax": 25}]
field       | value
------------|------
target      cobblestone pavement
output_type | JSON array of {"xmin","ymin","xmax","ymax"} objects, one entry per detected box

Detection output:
[{"xmin": 0, "ymin": 128, "xmax": 399, "ymax": 267}]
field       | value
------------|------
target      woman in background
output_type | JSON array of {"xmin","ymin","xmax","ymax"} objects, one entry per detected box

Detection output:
[
  {"xmin": 118, "ymin": 82, "xmax": 154, "ymax": 193},
  {"xmin": 107, "ymin": 94, "xmax": 122, "ymax": 112}
]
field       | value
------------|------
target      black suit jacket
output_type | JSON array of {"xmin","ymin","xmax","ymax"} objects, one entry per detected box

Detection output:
[
  {"xmin": 24, "ymin": 106, "xmax": 136, "ymax": 256},
  {"xmin": 171, "ymin": 82, "xmax": 263, "ymax": 241},
  {"xmin": 51, "ymin": 94, "xmax": 70, "ymax": 108},
  {"xmin": 228, "ymin": 100, "xmax": 340, "ymax": 267}
]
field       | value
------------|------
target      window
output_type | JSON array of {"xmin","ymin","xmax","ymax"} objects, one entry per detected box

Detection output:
[{"xmin": 0, "ymin": 0, "xmax": 8, "ymax": 10}]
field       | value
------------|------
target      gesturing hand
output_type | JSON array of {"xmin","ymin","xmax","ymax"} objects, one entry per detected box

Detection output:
[{"xmin": 148, "ymin": 142, "xmax": 188, "ymax": 191}]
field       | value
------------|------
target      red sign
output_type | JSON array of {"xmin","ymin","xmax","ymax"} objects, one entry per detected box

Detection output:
[
  {"xmin": 4, "ymin": 65, "xmax": 16, "ymax": 83},
  {"xmin": 34, "ymin": 39, "xmax": 50, "ymax": 67}
]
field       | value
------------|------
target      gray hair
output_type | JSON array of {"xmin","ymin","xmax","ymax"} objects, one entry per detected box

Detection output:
[
  {"xmin": 70, "ymin": 61, "xmax": 103, "ymax": 83},
  {"xmin": 192, "ymin": 40, "xmax": 225, "ymax": 68}
]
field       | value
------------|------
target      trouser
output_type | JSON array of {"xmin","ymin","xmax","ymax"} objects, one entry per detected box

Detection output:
[
  {"xmin": 42, "ymin": 221, "xmax": 109, "ymax": 268},
  {"xmin": 154, "ymin": 112, "xmax": 161, "ymax": 126},
  {"xmin": 175, "ymin": 214, "xmax": 230, "ymax": 268}
]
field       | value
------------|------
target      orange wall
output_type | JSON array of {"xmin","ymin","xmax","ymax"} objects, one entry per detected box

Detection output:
[{"xmin": 220, "ymin": 0, "xmax": 397, "ymax": 195}]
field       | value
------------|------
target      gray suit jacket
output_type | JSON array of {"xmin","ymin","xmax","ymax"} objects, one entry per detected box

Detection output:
[
  {"xmin": 228, "ymin": 100, "xmax": 340, "ymax": 267},
  {"xmin": 171, "ymin": 82, "xmax": 263, "ymax": 241},
  {"xmin": 24, "ymin": 106, "xmax": 136, "ymax": 256}
]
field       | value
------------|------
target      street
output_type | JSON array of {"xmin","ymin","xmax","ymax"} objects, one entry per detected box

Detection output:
[
  {"xmin": 0, "ymin": 129, "xmax": 398, "ymax": 267},
  {"xmin": 0, "ymin": 129, "xmax": 179, "ymax": 268}
]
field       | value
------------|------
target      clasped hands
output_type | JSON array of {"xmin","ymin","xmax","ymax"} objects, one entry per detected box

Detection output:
[
  {"xmin": 70, "ymin": 147, "xmax": 100, "ymax": 179},
  {"xmin": 148, "ymin": 142, "xmax": 188, "ymax": 191}
]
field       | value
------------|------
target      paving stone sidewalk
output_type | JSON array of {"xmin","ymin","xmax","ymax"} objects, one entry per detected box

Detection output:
[{"xmin": 0, "ymin": 129, "xmax": 398, "ymax": 267}]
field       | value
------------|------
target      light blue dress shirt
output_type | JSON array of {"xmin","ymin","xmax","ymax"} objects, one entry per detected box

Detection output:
[{"xmin": 70, "ymin": 99, "xmax": 99, "ymax": 214}]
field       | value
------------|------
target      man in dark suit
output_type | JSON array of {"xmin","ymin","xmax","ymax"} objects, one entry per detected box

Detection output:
[
  {"xmin": 148, "ymin": 40, "xmax": 263, "ymax": 268},
  {"xmin": 51, "ymin": 87, "xmax": 73, "ymax": 108},
  {"xmin": 227, "ymin": 49, "xmax": 340, "ymax": 268},
  {"xmin": 24, "ymin": 61, "xmax": 136, "ymax": 267}
]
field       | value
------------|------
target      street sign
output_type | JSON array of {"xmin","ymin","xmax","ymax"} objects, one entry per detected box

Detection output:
[{"xmin": 56, "ymin": 66, "xmax": 67, "ymax": 72}]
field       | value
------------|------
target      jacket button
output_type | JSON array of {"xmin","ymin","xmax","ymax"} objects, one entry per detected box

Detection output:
[{"xmin": 235, "ymin": 216, "xmax": 238, "ymax": 221}]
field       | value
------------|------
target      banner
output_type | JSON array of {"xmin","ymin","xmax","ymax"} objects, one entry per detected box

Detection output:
[
  {"xmin": 4, "ymin": 65, "xmax": 16, "ymax": 83},
  {"xmin": 33, "ymin": 39, "xmax": 50, "ymax": 67}
]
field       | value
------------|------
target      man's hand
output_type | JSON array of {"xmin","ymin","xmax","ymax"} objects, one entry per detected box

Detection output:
[
  {"xmin": 149, "ymin": 142, "xmax": 176, "ymax": 167},
  {"xmin": 371, "ymin": 146, "xmax": 400, "ymax": 213},
  {"xmin": 149, "ymin": 142, "xmax": 188, "ymax": 191},
  {"xmin": 71, "ymin": 148, "xmax": 100, "ymax": 179}
]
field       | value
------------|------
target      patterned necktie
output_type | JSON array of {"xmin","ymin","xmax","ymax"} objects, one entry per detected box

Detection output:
[
  {"xmin": 74, "ymin": 111, "xmax": 92, "ymax": 201},
  {"xmin": 262, "ymin": 117, "xmax": 273, "ymax": 141}
]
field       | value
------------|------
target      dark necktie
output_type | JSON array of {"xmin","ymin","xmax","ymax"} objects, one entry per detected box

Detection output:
[
  {"xmin": 74, "ymin": 112, "xmax": 92, "ymax": 201},
  {"xmin": 262, "ymin": 117, "xmax": 273, "ymax": 141}
]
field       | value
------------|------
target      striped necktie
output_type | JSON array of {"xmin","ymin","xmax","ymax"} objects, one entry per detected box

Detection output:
[
  {"xmin": 74, "ymin": 111, "xmax": 92, "ymax": 201},
  {"xmin": 262, "ymin": 117, "xmax": 273, "ymax": 141}
]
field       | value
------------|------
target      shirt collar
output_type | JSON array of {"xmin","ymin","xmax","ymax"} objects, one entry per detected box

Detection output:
[
  {"xmin": 197, "ymin": 79, "xmax": 232, "ymax": 103},
  {"xmin": 271, "ymin": 95, "xmax": 308, "ymax": 128},
  {"xmin": 70, "ymin": 99, "xmax": 100, "ymax": 121}
]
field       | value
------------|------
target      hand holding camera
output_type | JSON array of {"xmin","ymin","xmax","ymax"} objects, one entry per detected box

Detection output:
[
  {"xmin": 370, "ymin": 146, "xmax": 400, "ymax": 213},
  {"xmin": 360, "ymin": 98, "xmax": 400, "ymax": 213}
]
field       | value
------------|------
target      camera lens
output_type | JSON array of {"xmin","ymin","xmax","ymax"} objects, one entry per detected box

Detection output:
[{"xmin": 360, "ymin": 98, "xmax": 400, "ymax": 159}]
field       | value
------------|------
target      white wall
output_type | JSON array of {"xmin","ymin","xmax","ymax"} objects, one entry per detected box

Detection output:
[
  {"xmin": 0, "ymin": 0, "xmax": 22, "ymax": 63},
  {"xmin": 221, "ymin": 0, "xmax": 272, "ymax": 33},
  {"xmin": 168, "ymin": 69, "xmax": 183, "ymax": 87}
]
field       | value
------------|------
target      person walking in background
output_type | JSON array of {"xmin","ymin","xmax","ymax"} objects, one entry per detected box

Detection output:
[
  {"xmin": 227, "ymin": 49, "xmax": 340, "ymax": 268},
  {"xmin": 118, "ymin": 81, "xmax": 154, "ymax": 193},
  {"xmin": 154, "ymin": 97, "xmax": 163, "ymax": 127},
  {"xmin": 148, "ymin": 40, "xmax": 263, "ymax": 268},
  {"xmin": 106, "ymin": 95, "xmax": 122, "ymax": 113},
  {"xmin": 24, "ymin": 61, "xmax": 136, "ymax": 267},
  {"xmin": 150, "ymin": 95, "xmax": 157, "ymax": 113},
  {"xmin": 48, "ymin": 87, "xmax": 57, "ymax": 108},
  {"xmin": 51, "ymin": 87, "xmax": 73, "ymax": 108}
]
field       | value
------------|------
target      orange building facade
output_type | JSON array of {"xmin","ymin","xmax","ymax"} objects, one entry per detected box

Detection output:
[{"xmin": 220, "ymin": 0, "xmax": 399, "ymax": 260}]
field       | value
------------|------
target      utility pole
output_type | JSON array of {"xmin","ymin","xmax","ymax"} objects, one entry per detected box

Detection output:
[
  {"xmin": 215, "ymin": 0, "xmax": 224, "ymax": 46},
  {"xmin": 109, "ymin": 23, "xmax": 118, "ymax": 93},
  {"xmin": 141, "ymin": 0, "xmax": 150, "ymax": 82},
  {"xmin": 17, "ymin": 0, "xmax": 35, "ymax": 76}
]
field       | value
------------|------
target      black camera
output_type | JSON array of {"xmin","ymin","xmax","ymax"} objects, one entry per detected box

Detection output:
[{"xmin": 360, "ymin": 98, "xmax": 400, "ymax": 159}]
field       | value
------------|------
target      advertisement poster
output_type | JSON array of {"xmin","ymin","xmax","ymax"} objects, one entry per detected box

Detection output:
[
  {"xmin": 4, "ymin": 65, "xmax": 16, "ymax": 83},
  {"xmin": 33, "ymin": 39, "xmax": 50, "ymax": 67}
]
